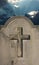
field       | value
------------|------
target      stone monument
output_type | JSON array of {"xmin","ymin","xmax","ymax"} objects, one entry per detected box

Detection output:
[{"xmin": 0, "ymin": 16, "xmax": 39, "ymax": 65}]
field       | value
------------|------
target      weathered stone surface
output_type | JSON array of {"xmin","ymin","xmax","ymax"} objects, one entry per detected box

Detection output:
[{"xmin": 0, "ymin": 16, "xmax": 39, "ymax": 65}]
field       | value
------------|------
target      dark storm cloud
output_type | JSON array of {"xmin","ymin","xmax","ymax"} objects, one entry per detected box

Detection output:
[
  {"xmin": 0, "ymin": 0, "xmax": 7, "ymax": 6},
  {"xmin": 0, "ymin": 0, "xmax": 15, "ymax": 25}
]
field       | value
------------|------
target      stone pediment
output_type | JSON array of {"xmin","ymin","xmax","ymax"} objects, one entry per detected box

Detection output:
[{"xmin": 1, "ymin": 16, "xmax": 34, "ymax": 37}]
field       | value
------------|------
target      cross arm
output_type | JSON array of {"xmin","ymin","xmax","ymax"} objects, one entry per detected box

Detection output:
[
  {"xmin": 22, "ymin": 35, "xmax": 30, "ymax": 40},
  {"xmin": 9, "ymin": 34, "xmax": 18, "ymax": 40}
]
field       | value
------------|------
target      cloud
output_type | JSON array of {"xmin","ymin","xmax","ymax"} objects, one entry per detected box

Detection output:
[{"xmin": 0, "ymin": 0, "xmax": 15, "ymax": 25}]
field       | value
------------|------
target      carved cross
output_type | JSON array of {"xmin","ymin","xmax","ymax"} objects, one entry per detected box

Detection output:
[{"xmin": 10, "ymin": 27, "xmax": 30, "ymax": 57}]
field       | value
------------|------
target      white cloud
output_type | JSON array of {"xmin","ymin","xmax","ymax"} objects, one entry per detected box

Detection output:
[
  {"xmin": 14, "ymin": 5, "xmax": 19, "ymax": 8},
  {"xmin": 8, "ymin": 0, "xmax": 22, "ymax": 3}
]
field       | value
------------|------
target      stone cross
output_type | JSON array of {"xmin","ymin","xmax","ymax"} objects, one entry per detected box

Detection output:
[{"xmin": 10, "ymin": 27, "xmax": 30, "ymax": 57}]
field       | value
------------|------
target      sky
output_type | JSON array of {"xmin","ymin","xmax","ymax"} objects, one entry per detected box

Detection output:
[{"xmin": 0, "ymin": 0, "xmax": 39, "ymax": 25}]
